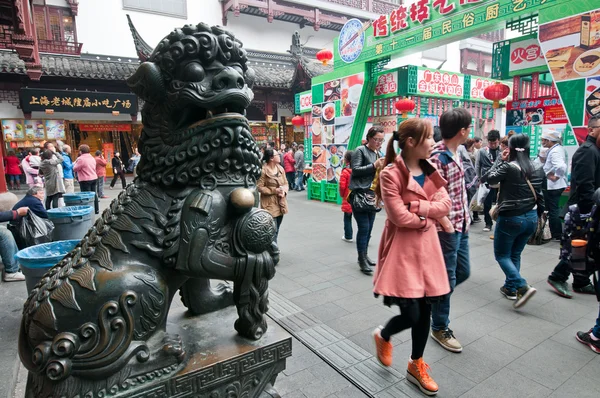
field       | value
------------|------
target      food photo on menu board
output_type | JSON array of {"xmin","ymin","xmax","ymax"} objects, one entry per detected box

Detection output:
[
  {"xmin": 340, "ymin": 73, "xmax": 364, "ymax": 117},
  {"xmin": 323, "ymin": 80, "xmax": 341, "ymax": 102},
  {"xmin": 1, "ymin": 120, "xmax": 24, "ymax": 140},
  {"xmin": 326, "ymin": 144, "xmax": 347, "ymax": 184},
  {"xmin": 585, "ymin": 76, "xmax": 600, "ymax": 122},
  {"xmin": 539, "ymin": 10, "xmax": 600, "ymax": 82},
  {"xmin": 311, "ymin": 116, "xmax": 323, "ymax": 145},
  {"xmin": 333, "ymin": 116, "xmax": 353, "ymax": 144},
  {"xmin": 24, "ymin": 120, "xmax": 45, "ymax": 139},
  {"xmin": 45, "ymin": 120, "xmax": 65, "ymax": 140},
  {"xmin": 321, "ymin": 102, "xmax": 336, "ymax": 125}
]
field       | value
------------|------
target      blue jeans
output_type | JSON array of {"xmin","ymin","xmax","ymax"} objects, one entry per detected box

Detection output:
[
  {"xmin": 0, "ymin": 226, "xmax": 19, "ymax": 273},
  {"xmin": 494, "ymin": 210, "xmax": 537, "ymax": 292},
  {"xmin": 431, "ymin": 231, "xmax": 470, "ymax": 331},
  {"xmin": 295, "ymin": 171, "xmax": 304, "ymax": 191},
  {"xmin": 343, "ymin": 212, "xmax": 353, "ymax": 240},
  {"xmin": 593, "ymin": 307, "xmax": 600, "ymax": 339},
  {"xmin": 353, "ymin": 211, "xmax": 376, "ymax": 253}
]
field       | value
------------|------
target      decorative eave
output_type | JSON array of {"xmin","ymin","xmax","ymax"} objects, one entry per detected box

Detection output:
[
  {"xmin": 67, "ymin": 0, "xmax": 79, "ymax": 16},
  {"xmin": 126, "ymin": 14, "xmax": 154, "ymax": 62}
]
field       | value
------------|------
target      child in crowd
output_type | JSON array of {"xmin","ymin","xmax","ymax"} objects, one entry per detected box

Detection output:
[{"xmin": 339, "ymin": 150, "xmax": 354, "ymax": 242}]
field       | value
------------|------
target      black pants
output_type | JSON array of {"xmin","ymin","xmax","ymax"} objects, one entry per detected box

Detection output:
[
  {"xmin": 549, "ymin": 259, "xmax": 592, "ymax": 289},
  {"xmin": 483, "ymin": 187, "xmax": 498, "ymax": 227},
  {"xmin": 544, "ymin": 188, "xmax": 565, "ymax": 239},
  {"xmin": 274, "ymin": 215, "xmax": 283, "ymax": 242},
  {"xmin": 110, "ymin": 170, "xmax": 126, "ymax": 189},
  {"xmin": 79, "ymin": 179, "xmax": 99, "ymax": 214},
  {"xmin": 381, "ymin": 298, "xmax": 431, "ymax": 360},
  {"xmin": 45, "ymin": 193, "xmax": 62, "ymax": 209},
  {"xmin": 285, "ymin": 172, "xmax": 295, "ymax": 190}
]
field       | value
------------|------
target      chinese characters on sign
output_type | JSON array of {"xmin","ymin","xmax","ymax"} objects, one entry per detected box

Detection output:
[
  {"xmin": 20, "ymin": 89, "xmax": 138, "ymax": 114},
  {"xmin": 28, "ymin": 96, "xmax": 132, "ymax": 109},
  {"xmin": 374, "ymin": 71, "xmax": 398, "ymax": 98},
  {"xmin": 470, "ymin": 78, "xmax": 512, "ymax": 103},
  {"xmin": 298, "ymin": 92, "xmax": 313, "ymax": 113},
  {"xmin": 417, "ymin": 69, "xmax": 464, "ymax": 99}
]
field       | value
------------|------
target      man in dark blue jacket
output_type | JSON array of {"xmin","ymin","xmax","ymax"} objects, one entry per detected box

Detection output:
[
  {"xmin": 0, "ymin": 205, "xmax": 29, "ymax": 282},
  {"xmin": 13, "ymin": 186, "xmax": 47, "ymax": 219}
]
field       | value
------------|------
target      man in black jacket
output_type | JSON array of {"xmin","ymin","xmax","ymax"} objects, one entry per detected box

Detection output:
[
  {"xmin": 548, "ymin": 116, "xmax": 600, "ymax": 297},
  {"xmin": 475, "ymin": 130, "xmax": 500, "ymax": 231},
  {"xmin": 0, "ymin": 206, "xmax": 29, "ymax": 281}
]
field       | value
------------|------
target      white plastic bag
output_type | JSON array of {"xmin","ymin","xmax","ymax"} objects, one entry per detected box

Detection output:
[{"xmin": 476, "ymin": 184, "xmax": 490, "ymax": 207}]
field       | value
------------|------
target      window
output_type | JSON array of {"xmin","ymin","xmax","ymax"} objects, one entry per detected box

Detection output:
[
  {"xmin": 123, "ymin": 0, "xmax": 187, "ymax": 18},
  {"xmin": 33, "ymin": 6, "xmax": 77, "ymax": 43}
]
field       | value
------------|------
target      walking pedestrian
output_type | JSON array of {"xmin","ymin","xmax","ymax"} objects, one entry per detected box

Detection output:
[
  {"xmin": 110, "ymin": 151, "xmax": 127, "ymax": 190},
  {"xmin": 476, "ymin": 130, "xmax": 500, "ymax": 232},
  {"xmin": 257, "ymin": 148, "xmax": 288, "ymax": 242},
  {"xmin": 548, "ymin": 116, "xmax": 600, "ymax": 297},
  {"xmin": 95, "ymin": 150, "xmax": 108, "ymax": 199},
  {"xmin": 371, "ymin": 118, "xmax": 451, "ymax": 396},
  {"xmin": 339, "ymin": 150, "xmax": 354, "ymax": 243},
  {"xmin": 540, "ymin": 129, "xmax": 568, "ymax": 240},
  {"xmin": 39, "ymin": 149, "xmax": 65, "ymax": 209},
  {"xmin": 349, "ymin": 127, "xmax": 385, "ymax": 275},
  {"xmin": 73, "ymin": 145, "xmax": 99, "ymax": 214},
  {"xmin": 128, "ymin": 148, "xmax": 141, "ymax": 177},
  {"xmin": 429, "ymin": 108, "xmax": 472, "ymax": 353},
  {"xmin": 61, "ymin": 145, "xmax": 75, "ymax": 193},
  {"xmin": 283, "ymin": 147, "xmax": 296, "ymax": 191},
  {"xmin": 294, "ymin": 144, "xmax": 305, "ymax": 191},
  {"xmin": 481, "ymin": 134, "xmax": 545, "ymax": 308},
  {"xmin": 4, "ymin": 151, "xmax": 21, "ymax": 190}
]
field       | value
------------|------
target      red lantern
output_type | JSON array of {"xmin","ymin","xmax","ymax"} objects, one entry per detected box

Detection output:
[
  {"xmin": 291, "ymin": 115, "xmax": 304, "ymax": 127},
  {"xmin": 316, "ymin": 49, "xmax": 333, "ymax": 66},
  {"xmin": 394, "ymin": 98, "xmax": 416, "ymax": 118},
  {"xmin": 483, "ymin": 82, "xmax": 511, "ymax": 109}
]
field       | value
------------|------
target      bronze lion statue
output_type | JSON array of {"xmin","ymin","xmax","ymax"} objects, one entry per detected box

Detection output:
[{"xmin": 19, "ymin": 22, "xmax": 278, "ymax": 397}]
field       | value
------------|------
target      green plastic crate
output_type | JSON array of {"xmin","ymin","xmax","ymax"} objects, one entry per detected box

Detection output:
[
  {"xmin": 307, "ymin": 179, "xmax": 342, "ymax": 204},
  {"xmin": 308, "ymin": 178, "xmax": 324, "ymax": 202},
  {"xmin": 324, "ymin": 182, "xmax": 338, "ymax": 203}
]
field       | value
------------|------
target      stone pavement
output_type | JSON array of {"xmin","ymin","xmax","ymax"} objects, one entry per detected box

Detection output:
[{"xmin": 1, "ymin": 187, "xmax": 599, "ymax": 398}]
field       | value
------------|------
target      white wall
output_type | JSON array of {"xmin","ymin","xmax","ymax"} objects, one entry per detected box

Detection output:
[
  {"xmin": 77, "ymin": 0, "xmax": 338, "ymax": 57},
  {"xmin": 46, "ymin": 0, "xmax": 69, "ymax": 7}
]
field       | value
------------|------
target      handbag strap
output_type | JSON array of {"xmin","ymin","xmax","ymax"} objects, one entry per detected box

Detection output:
[{"xmin": 525, "ymin": 177, "xmax": 537, "ymax": 202}]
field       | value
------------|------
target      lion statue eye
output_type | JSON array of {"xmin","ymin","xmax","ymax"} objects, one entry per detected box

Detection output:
[{"xmin": 182, "ymin": 63, "xmax": 205, "ymax": 82}]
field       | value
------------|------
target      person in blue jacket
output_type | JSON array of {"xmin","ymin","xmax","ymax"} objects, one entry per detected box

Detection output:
[
  {"xmin": 13, "ymin": 186, "xmax": 47, "ymax": 219},
  {"xmin": 0, "ymin": 205, "xmax": 29, "ymax": 282},
  {"xmin": 60, "ymin": 144, "xmax": 75, "ymax": 193}
]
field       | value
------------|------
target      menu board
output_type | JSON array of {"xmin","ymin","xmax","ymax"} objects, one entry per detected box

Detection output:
[
  {"xmin": 45, "ymin": 120, "xmax": 65, "ymax": 140},
  {"xmin": 24, "ymin": 120, "xmax": 45, "ymax": 139},
  {"xmin": 311, "ymin": 72, "xmax": 364, "ymax": 183},
  {"xmin": 505, "ymin": 97, "xmax": 568, "ymax": 127},
  {"xmin": 2, "ymin": 120, "xmax": 24, "ymax": 141}
]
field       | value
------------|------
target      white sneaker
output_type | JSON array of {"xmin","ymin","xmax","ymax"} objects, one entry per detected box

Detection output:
[
  {"xmin": 3, "ymin": 271, "xmax": 25, "ymax": 282},
  {"xmin": 341, "ymin": 235, "xmax": 354, "ymax": 243},
  {"xmin": 482, "ymin": 226, "xmax": 491, "ymax": 232}
]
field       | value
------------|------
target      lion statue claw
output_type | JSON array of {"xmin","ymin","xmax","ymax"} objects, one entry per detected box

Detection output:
[{"xmin": 18, "ymin": 23, "xmax": 277, "ymax": 398}]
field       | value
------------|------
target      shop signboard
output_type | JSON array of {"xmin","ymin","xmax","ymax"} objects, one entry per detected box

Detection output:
[
  {"xmin": 467, "ymin": 77, "xmax": 513, "ymax": 104},
  {"xmin": 374, "ymin": 70, "xmax": 399, "ymax": 99},
  {"xmin": 20, "ymin": 89, "xmax": 138, "ymax": 114},
  {"xmin": 505, "ymin": 97, "xmax": 568, "ymax": 127},
  {"xmin": 79, "ymin": 124, "xmax": 132, "ymax": 132},
  {"xmin": 416, "ymin": 68, "xmax": 464, "ymax": 99},
  {"xmin": 492, "ymin": 35, "xmax": 547, "ymax": 79},
  {"xmin": 295, "ymin": 91, "xmax": 312, "ymax": 114},
  {"xmin": 333, "ymin": 0, "xmax": 561, "ymax": 66},
  {"xmin": 1, "ymin": 120, "xmax": 24, "ymax": 141},
  {"xmin": 539, "ymin": 6, "xmax": 600, "ymax": 142}
]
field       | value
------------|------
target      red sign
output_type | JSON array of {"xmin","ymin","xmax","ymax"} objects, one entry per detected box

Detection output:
[
  {"xmin": 510, "ymin": 44, "xmax": 541, "ymax": 64},
  {"xmin": 506, "ymin": 97, "xmax": 568, "ymax": 126},
  {"xmin": 417, "ymin": 68, "xmax": 464, "ymax": 99},
  {"xmin": 79, "ymin": 123, "xmax": 132, "ymax": 132},
  {"xmin": 374, "ymin": 71, "xmax": 398, "ymax": 97}
]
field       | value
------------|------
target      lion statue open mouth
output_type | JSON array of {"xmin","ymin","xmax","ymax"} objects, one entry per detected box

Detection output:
[{"xmin": 18, "ymin": 23, "xmax": 279, "ymax": 398}]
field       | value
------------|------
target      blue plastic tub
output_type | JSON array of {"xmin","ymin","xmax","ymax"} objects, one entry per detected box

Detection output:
[
  {"xmin": 16, "ymin": 239, "xmax": 80, "ymax": 293},
  {"xmin": 63, "ymin": 192, "xmax": 96, "ymax": 206},
  {"xmin": 47, "ymin": 206, "xmax": 94, "ymax": 241}
]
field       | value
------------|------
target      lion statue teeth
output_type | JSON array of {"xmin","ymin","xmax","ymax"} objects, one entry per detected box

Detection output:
[{"xmin": 19, "ymin": 23, "xmax": 278, "ymax": 398}]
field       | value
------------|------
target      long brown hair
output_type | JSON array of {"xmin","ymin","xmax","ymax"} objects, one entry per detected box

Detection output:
[{"xmin": 376, "ymin": 118, "xmax": 432, "ymax": 199}]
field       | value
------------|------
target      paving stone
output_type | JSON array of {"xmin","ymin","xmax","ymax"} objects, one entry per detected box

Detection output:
[
  {"xmin": 308, "ymin": 281, "xmax": 336, "ymax": 292},
  {"xmin": 279, "ymin": 311, "xmax": 321, "ymax": 332},
  {"xmin": 548, "ymin": 371, "xmax": 600, "ymax": 398},
  {"xmin": 343, "ymin": 358, "xmax": 404, "ymax": 395},
  {"xmin": 333, "ymin": 292, "xmax": 378, "ymax": 313},
  {"xmin": 438, "ymin": 335, "xmax": 525, "ymax": 383},
  {"xmin": 375, "ymin": 383, "xmax": 412, "ymax": 398},
  {"xmin": 296, "ymin": 325, "xmax": 345, "ymax": 349},
  {"xmin": 507, "ymin": 339, "xmax": 596, "ymax": 389},
  {"xmin": 277, "ymin": 369, "xmax": 318, "ymax": 396},
  {"xmin": 290, "ymin": 286, "xmax": 353, "ymax": 309},
  {"xmin": 307, "ymin": 302, "xmax": 350, "ymax": 323},
  {"xmin": 446, "ymin": 310, "xmax": 506, "ymax": 347},
  {"xmin": 317, "ymin": 339, "xmax": 372, "ymax": 369},
  {"xmin": 330, "ymin": 385, "xmax": 369, "ymax": 398},
  {"xmin": 269, "ymin": 291, "xmax": 303, "ymax": 319},
  {"xmin": 531, "ymin": 295, "xmax": 593, "ymax": 327},
  {"xmin": 325, "ymin": 305, "xmax": 393, "ymax": 338},
  {"xmin": 490, "ymin": 315, "xmax": 564, "ymax": 351},
  {"xmin": 460, "ymin": 367, "xmax": 552, "ymax": 398}
]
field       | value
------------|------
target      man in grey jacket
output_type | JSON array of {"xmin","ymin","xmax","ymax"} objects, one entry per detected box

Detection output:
[
  {"xmin": 294, "ymin": 145, "xmax": 305, "ymax": 191},
  {"xmin": 475, "ymin": 129, "xmax": 500, "ymax": 231}
]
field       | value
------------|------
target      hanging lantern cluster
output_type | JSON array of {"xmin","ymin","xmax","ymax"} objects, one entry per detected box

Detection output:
[
  {"xmin": 291, "ymin": 115, "xmax": 304, "ymax": 127},
  {"xmin": 394, "ymin": 97, "xmax": 416, "ymax": 118},
  {"xmin": 483, "ymin": 82, "xmax": 511, "ymax": 109},
  {"xmin": 316, "ymin": 49, "xmax": 333, "ymax": 66}
]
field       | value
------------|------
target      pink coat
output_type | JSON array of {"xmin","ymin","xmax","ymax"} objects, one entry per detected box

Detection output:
[
  {"xmin": 373, "ymin": 156, "xmax": 451, "ymax": 299},
  {"xmin": 73, "ymin": 153, "xmax": 98, "ymax": 182}
]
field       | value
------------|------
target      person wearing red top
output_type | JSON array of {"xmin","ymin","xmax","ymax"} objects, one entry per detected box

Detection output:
[
  {"xmin": 283, "ymin": 148, "xmax": 296, "ymax": 190},
  {"xmin": 4, "ymin": 151, "xmax": 22, "ymax": 190},
  {"xmin": 94, "ymin": 150, "xmax": 108, "ymax": 199},
  {"xmin": 339, "ymin": 150, "xmax": 354, "ymax": 242}
]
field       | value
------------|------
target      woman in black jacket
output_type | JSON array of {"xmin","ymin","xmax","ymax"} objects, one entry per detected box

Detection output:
[
  {"xmin": 481, "ymin": 134, "xmax": 545, "ymax": 309},
  {"xmin": 109, "ymin": 151, "xmax": 127, "ymax": 190},
  {"xmin": 349, "ymin": 127, "xmax": 385, "ymax": 275}
]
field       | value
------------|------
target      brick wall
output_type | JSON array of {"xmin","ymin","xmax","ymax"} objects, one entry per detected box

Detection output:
[{"xmin": 0, "ymin": 90, "xmax": 20, "ymax": 109}]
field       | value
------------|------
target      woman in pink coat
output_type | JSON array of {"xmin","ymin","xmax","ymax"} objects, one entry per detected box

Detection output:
[{"xmin": 371, "ymin": 118, "xmax": 451, "ymax": 396}]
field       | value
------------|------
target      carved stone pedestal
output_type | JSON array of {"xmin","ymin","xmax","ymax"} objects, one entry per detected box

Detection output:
[{"xmin": 25, "ymin": 306, "xmax": 292, "ymax": 398}]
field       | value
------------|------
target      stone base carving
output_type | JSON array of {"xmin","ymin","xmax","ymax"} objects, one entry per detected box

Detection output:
[{"xmin": 25, "ymin": 305, "xmax": 291, "ymax": 398}]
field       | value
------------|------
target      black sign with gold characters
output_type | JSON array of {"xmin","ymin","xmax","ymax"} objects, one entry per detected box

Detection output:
[{"xmin": 20, "ymin": 89, "xmax": 138, "ymax": 115}]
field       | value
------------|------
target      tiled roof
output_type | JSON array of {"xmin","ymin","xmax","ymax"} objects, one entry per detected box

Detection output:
[{"xmin": 0, "ymin": 50, "xmax": 139, "ymax": 80}]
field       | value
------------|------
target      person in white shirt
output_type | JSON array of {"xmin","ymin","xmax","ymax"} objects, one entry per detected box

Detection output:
[{"xmin": 541, "ymin": 129, "xmax": 568, "ymax": 240}]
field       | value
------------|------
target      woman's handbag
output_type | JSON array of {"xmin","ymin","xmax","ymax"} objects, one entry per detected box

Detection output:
[
  {"xmin": 489, "ymin": 185, "xmax": 501, "ymax": 221},
  {"xmin": 349, "ymin": 189, "xmax": 377, "ymax": 213}
]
